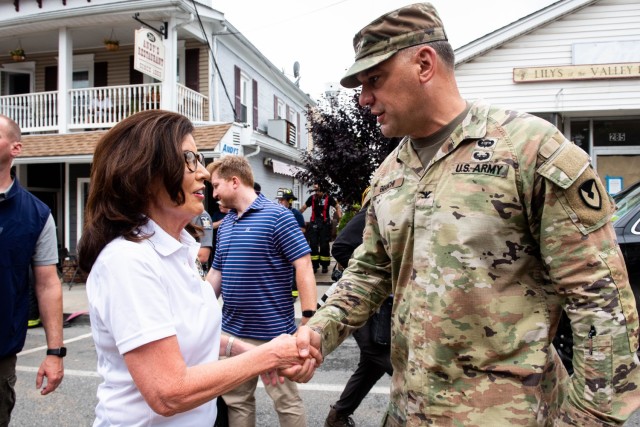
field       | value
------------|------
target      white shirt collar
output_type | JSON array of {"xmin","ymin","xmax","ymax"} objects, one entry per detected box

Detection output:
[{"xmin": 142, "ymin": 218, "xmax": 199, "ymax": 257}]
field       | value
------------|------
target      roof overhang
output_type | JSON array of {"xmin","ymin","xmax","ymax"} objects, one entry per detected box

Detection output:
[
  {"xmin": 14, "ymin": 123, "xmax": 232, "ymax": 164},
  {"xmin": 455, "ymin": 0, "xmax": 597, "ymax": 66}
]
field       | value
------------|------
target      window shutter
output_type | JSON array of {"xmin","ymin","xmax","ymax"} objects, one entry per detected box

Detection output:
[
  {"xmin": 297, "ymin": 112, "xmax": 301, "ymax": 146},
  {"xmin": 185, "ymin": 48, "xmax": 199, "ymax": 91},
  {"xmin": 44, "ymin": 66, "xmax": 58, "ymax": 91},
  {"xmin": 129, "ymin": 56, "xmax": 143, "ymax": 84},
  {"xmin": 252, "ymin": 80, "xmax": 258, "ymax": 130},
  {"xmin": 273, "ymin": 95, "xmax": 278, "ymax": 119},
  {"xmin": 94, "ymin": 62, "xmax": 108, "ymax": 87},
  {"xmin": 234, "ymin": 65, "xmax": 241, "ymax": 122}
]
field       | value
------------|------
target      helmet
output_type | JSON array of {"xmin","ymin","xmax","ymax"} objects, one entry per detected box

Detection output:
[{"xmin": 276, "ymin": 188, "xmax": 297, "ymax": 201}]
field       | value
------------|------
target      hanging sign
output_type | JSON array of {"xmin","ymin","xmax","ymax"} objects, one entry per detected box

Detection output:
[{"xmin": 134, "ymin": 28, "xmax": 165, "ymax": 81}]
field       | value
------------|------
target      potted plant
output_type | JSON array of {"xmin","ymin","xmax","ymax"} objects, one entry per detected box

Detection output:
[
  {"xmin": 9, "ymin": 48, "xmax": 25, "ymax": 61},
  {"xmin": 104, "ymin": 39, "xmax": 119, "ymax": 51}
]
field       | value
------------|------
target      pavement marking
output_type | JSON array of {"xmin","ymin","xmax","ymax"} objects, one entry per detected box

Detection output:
[
  {"xmin": 16, "ymin": 366, "xmax": 101, "ymax": 378},
  {"xmin": 287, "ymin": 383, "xmax": 389, "ymax": 394},
  {"xmin": 17, "ymin": 332, "xmax": 94, "ymax": 356},
  {"xmin": 14, "ymin": 365, "xmax": 390, "ymax": 394}
]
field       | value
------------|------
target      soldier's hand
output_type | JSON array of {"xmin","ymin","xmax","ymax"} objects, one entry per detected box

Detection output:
[{"xmin": 295, "ymin": 325, "xmax": 322, "ymax": 361}]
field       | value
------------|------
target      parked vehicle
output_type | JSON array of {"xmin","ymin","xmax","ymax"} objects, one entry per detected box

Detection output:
[{"xmin": 613, "ymin": 181, "xmax": 640, "ymax": 307}]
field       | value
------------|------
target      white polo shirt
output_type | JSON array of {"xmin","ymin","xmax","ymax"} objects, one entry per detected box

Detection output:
[{"xmin": 87, "ymin": 219, "xmax": 221, "ymax": 426}]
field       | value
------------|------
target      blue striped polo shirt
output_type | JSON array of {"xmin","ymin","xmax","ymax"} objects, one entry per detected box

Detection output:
[{"xmin": 213, "ymin": 193, "xmax": 311, "ymax": 340}]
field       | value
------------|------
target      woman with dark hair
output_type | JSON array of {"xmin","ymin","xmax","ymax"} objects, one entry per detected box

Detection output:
[{"xmin": 78, "ymin": 110, "xmax": 319, "ymax": 426}]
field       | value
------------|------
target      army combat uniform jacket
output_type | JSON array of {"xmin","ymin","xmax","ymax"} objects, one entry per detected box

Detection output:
[{"xmin": 307, "ymin": 101, "xmax": 640, "ymax": 426}]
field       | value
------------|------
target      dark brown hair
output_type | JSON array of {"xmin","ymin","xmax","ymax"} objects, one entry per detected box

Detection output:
[{"xmin": 78, "ymin": 110, "xmax": 194, "ymax": 272}]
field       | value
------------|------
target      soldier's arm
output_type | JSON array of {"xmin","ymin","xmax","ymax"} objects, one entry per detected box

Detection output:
[
  {"xmin": 307, "ymin": 198, "xmax": 391, "ymax": 356},
  {"xmin": 534, "ymin": 140, "xmax": 640, "ymax": 425}
]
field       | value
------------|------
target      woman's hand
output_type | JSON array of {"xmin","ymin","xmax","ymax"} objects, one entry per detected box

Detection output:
[{"xmin": 259, "ymin": 334, "xmax": 322, "ymax": 385}]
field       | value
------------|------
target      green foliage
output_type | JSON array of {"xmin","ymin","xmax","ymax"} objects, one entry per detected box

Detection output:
[
  {"xmin": 297, "ymin": 91, "xmax": 400, "ymax": 210},
  {"xmin": 9, "ymin": 48, "xmax": 25, "ymax": 57},
  {"xmin": 337, "ymin": 204, "xmax": 361, "ymax": 233}
]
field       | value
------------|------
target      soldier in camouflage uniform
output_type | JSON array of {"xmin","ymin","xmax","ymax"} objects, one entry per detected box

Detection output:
[{"xmin": 296, "ymin": 3, "xmax": 640, "ymax": 426}]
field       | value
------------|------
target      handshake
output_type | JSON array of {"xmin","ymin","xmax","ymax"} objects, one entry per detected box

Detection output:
[{"xmin": 259, "ymin": 326, "xmax": 324, "ymax": 386}]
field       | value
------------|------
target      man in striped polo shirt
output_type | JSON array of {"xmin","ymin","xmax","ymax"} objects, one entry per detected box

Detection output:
[{"xmin": 206, "ymin": 155, "xmax": 317, "ymax": 427}]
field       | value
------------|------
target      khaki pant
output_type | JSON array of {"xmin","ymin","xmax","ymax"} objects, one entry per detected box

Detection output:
[
  {"xmin": 0, "ymin": 354, "xmax": 17, "ymax": 427},
  {"xmin": 223, "ymin": 336, "xmax": 307, "ymax": 427}
]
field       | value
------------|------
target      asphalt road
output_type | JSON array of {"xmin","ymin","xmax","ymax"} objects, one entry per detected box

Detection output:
[
  {"xmin": 11, "ymin": 321, "xmax": 390, "ymax": 426},
  {"xmin": 11, "ymin": 321, "xmax": 640, "ymax": 426}
]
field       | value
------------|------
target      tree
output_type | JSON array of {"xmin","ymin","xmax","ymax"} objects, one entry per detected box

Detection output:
[{"xmin": 297, "ymin": 90, "xmax": 400, "ymax": 210}]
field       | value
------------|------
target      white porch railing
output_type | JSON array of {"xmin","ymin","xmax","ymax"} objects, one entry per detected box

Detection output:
[
  {"xmin": 0, "ymin": 91, "xmax": 58, "ymax": 132},
  {"xmin": 177, "ymin": 83, "xmax": 208, "ymax": 122},
  {"xmin": 0, "ymin": 83, "xmax": 208, "ymax": 134},
  {"xmin": 68, "ymin": 83, "xmax": 162, "ymax": 129}
]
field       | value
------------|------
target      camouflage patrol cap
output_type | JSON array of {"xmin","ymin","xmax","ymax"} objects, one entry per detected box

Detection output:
[{"xmin": 340, "ymin": 2, "xmax": 448, "ymax": 88}]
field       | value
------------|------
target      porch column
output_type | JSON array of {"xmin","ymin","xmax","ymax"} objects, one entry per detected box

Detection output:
[
  {"xmin": 161, "ymin": 17, "xmax": 178, "ymax": 111},
  {"xmin": 211, "ymin": 35, "xmax": 219, "ymax": 122},
  {"xmin": 58, "ymin": 27, "xmax": 73, "ymax": 134}
]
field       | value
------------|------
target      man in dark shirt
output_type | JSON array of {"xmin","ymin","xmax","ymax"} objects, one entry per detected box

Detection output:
[{"xmin": 0, "ymin": 114, "xmax": 64, "ymax": 425}]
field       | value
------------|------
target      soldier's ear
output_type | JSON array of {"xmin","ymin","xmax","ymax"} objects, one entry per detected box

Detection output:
[{"xmin": 416, "ymin": 45, "xmax": 437, "ymax": 84}]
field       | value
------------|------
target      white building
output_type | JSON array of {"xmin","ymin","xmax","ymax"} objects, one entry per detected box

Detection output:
[
  {"xmin": 455, "ymin": 0, "xmax": 640, "ymax": 194},
  {"xmin": 1, "ymin": 0, "xmax": 314, "ymax": 254}
]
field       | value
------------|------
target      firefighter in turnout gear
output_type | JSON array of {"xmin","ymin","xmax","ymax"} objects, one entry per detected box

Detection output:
[{"xmin": 300, "ymin": 183, "xmax": 342, "ymax": 273}]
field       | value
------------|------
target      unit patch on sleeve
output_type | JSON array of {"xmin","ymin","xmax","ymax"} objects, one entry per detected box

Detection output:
[
  {"xmin": 453, "ymin": 163, "xmax": 510, "ymax": 178},
  {"xmin": 578, "ymin": 179, "xmax": 602, "ymax": 210}
]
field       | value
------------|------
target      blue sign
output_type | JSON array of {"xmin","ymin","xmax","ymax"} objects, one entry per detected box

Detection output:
[{"xmin": 220, "ymin": 143, "xmax": 240, "ymax": 156}]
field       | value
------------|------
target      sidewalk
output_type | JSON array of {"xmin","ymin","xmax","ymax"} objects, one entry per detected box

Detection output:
[{"xmin": 62, "ymin": 264, "xmax": 336, "ymax": 321}]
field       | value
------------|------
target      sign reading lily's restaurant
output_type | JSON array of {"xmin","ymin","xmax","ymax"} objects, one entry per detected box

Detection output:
[
  {"xmin": 513, "ymin": 62, "xmax": 640, "ymax": 83},
  {"xmin": 134, "ymin": 28, "xmax": 165, "ymax": 81}
]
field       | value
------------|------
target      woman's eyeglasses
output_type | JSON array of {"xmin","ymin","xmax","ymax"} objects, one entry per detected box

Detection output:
[{"xmin": 183, "ymin": 150, "xmax": 205, "ymax": 172}]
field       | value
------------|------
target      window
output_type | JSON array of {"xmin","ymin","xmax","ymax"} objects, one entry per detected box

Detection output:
[
  {"xmin": 570, "ymin": 120, "xmax": 590, "ymax": 156},
  {"xmin": 276, "ymin": 98, "xmax": 285, "ymax": 119},
  {"xmin": 73, "ymin": 54, "xmax": 94, "ymax": 87},
  {"xmin": 240, "ymin": 73, "xmax": 251, "ymax": 123},
  {"xmin": 594, "ymin": 119, "xmax": 640, "ymax": 148},
  {"xmin": 287, "ymin": 106, "xmax": 296, "ymax": 124},
  {"xmin": 0, "ymin": 61, "xmax": 35, "ymax": 95},
  {"xmin": 234, "ymin": 66, "xmax": 253, "ymax": 124},
  {"xmin": 72, "ymin": 70, "xmax": 90, "ymax": 89}
]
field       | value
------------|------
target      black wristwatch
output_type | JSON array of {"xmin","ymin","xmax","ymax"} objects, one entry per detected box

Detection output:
[
  {"xmin": 46, "ymin": 347, "xmax": 67, "ymax": 358},
  {"xmin": 302, "ymin": 310, "xmax": 316, "ymax": 318}
]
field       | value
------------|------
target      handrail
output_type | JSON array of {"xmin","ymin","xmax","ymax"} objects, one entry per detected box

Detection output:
[
  {"xmin": 0, "ymin": 91, "xmax": 58, "ymax": 132},
  {"xmin": 68, "ymin": 83, "xmax": 161, "ymax": 129},
  {"xmin": 0, "ymin": 83, "xmax": 208, "ymax": 134}
]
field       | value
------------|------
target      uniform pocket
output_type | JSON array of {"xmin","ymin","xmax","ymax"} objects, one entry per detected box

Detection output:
[{"xmin": 582, "ymin": 334, "xmax": 612, "ymax": 413}]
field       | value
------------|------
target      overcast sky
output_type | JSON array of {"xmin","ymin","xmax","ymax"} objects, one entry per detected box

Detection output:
[{"xmin": 212, "ymin": 0, "xmax": 557, "ymax": 100}]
